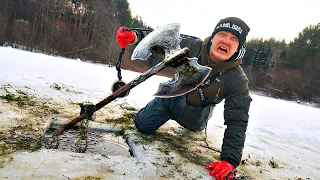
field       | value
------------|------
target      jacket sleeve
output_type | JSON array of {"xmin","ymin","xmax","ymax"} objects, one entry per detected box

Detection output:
[
  {"xmin": 132, "ymin": 29, "xmax": 150, "ymax": 44},
  {"xmin": 180, "ymin": 36, "xmax": 202, "ymax": 58},
  {"xmin": 220, "ymin": 69, "xmax": 252, "ymax": 167}
]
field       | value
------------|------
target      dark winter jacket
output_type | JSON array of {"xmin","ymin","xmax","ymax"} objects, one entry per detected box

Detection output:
[{"xmin": 180, "ymin": 35, "xmax": 252, "ymax": 167}]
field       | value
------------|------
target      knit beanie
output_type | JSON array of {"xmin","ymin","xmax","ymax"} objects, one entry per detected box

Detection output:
[
  {"xmin": 209, "ymin": 17, "xmax": 250, "ymax": 61},
  {"xmin": 212, "ymin": 17, "xmax": 250, "ymax": 48}
]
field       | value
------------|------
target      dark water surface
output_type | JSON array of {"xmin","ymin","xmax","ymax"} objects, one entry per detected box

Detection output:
[{"xmin": 42, "ymin": 128, "xmax": 131, "ymax": 157}]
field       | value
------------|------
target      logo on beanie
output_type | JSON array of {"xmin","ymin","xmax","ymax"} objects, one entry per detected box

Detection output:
[{"xmin": 216, "ymin": 22, "xmax": 243, "ymax": 34}]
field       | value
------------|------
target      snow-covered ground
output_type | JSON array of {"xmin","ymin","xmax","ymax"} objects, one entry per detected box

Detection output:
[{"xmin": 0, "ymin": 47, "xmax": 319, "ymax": 179}]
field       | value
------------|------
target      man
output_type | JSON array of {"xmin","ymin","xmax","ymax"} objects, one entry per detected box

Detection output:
[{"xmin": 116, "ymin": 17, "xmax": 252, "ymax": 180}]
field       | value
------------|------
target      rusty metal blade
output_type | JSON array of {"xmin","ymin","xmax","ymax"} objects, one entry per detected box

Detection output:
[{"xmin": 154, "ymin": 58, "xmax": 211, "ymax": 97}]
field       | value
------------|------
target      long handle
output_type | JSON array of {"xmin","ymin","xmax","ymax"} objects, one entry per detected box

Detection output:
[{"xmin": 52, "ymin": 48, "xmax": 189, "ymax": 136}]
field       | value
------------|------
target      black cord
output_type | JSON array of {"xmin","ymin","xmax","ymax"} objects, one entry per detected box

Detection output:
[{"xmin": 116, "ymin": 48, "xmax": 125, "ymax": 80}]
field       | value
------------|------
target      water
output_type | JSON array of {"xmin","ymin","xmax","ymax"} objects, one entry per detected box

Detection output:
[{"xmin": 42, "ymin": 128, "xmax": 131, "ymax": 157}]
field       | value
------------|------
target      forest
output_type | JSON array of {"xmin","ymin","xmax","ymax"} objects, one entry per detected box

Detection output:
[{"xmin": 0, "ymin": 0, "xmax": 319, "ymax": 105}]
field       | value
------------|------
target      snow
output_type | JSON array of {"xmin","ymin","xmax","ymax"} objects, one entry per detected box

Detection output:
[{"xmin": 0, "ymin": 46, "xmax": 320, "ymax": 179}]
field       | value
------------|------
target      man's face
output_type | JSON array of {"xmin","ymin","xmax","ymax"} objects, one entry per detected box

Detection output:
[{"xmin": 208, "ymin": 31, "xmax": 239, "ymax": 63}]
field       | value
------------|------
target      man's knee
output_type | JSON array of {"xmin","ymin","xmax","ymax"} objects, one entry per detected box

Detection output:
[{"xmin": 134, "ymin": 112, "xmax": 155, "ymax": 134}]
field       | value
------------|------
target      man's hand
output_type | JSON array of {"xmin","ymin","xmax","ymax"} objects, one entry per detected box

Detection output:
[
  {"xmin": 116, "ymin": 26, "xmax": 136, "ymax": 48},
  {"xmin": 205, "ymin": 161, "xmax": 236, "ymax": 180}
]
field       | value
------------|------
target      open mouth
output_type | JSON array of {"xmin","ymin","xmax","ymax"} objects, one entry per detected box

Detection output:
[{"xmin": 218, "ymin": 46, "xmax": 228, "ymax": 54}]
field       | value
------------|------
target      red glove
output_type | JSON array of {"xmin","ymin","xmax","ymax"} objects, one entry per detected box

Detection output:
[
  {"xmin": 205, "ymin": 161, "xmax": 236, "ymax": 180},
  {"xmin": 116, "ymin": 26, "xmax": 136, "ymax": 48}
]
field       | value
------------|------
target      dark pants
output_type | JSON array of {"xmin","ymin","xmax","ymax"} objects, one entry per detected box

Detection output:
[{"xmin": 134, "ymin": 94, "xmax": 214, "ymax": 133}]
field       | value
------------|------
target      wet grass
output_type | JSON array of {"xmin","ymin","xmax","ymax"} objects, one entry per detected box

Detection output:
[
  {"xmin": 0, "ymin": 84, "xmax": 35, "ymax": 107},
  {"xmin": 255, "ymin": 160, "xmax": 262, "ymax": 166},
  {"xmin": 119, "ymin": 103, "xmax": 138, "ymax": 111},
  {"xmin": 0, "ymin": 84, "xmax": 60, "ymax": 115},
  {"xmin": 74, "ymin": 122, "xmax": 89, "ymax": 141},
  {"xmin": 269, "ymin": 157, "xmax": 280, "ymax": 168},
  {"xmin": 0, "ymin": 124, "xmax": 43, "ymax": 154},
  {"xmin": 106, "ymin": 112, "xmax": 136, "ymax": 136},
  {"xmin": 50, "ymin": 82, "xmax": 83, "ymax": 94},
  {"xmin": 107, "ymin": 112, "xmax": 135, "ymax": 124},
  {"xmin": 0, "ymin": 123, "xmax": 43, "ymax": 168},
  {"xmin": 0, "ymin": 85, "xmax": 44, "ymax": 157},
  {"xmin": 0, "ymin": 84, "xmax": 65, "ymax": 167}
]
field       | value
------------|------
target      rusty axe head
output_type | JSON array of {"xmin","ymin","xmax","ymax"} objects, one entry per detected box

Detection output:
[{"xmin": 131, "ymin": 23, "xmax": 211, "ymax": 98}]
